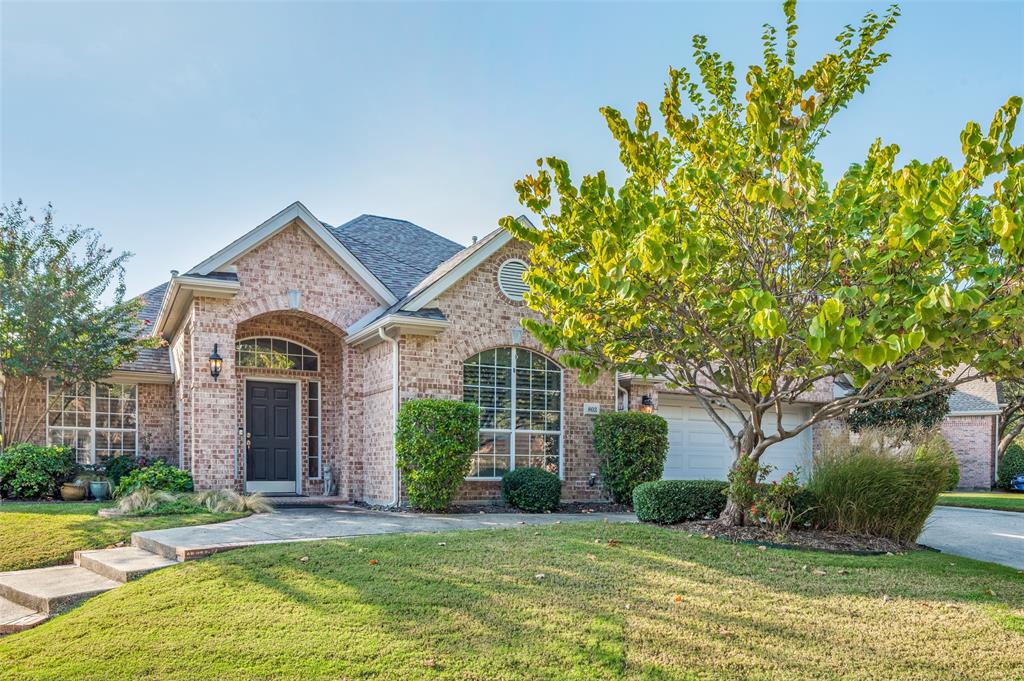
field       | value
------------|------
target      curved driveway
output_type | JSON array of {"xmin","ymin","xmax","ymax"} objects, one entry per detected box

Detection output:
[{"xmin": 919, "ymin": 506, "xmax": 1024, "ymax": 569}]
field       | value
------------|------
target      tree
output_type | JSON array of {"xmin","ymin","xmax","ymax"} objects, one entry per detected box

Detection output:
[
  {"xmin": 996, "ymin": 378, "xmax": 1024, "ymax": 456},
  {"xmin": 0, "ymin": 201, "xmax": 155, "ymax": 445},
  {"xmin": 845, "ymin": 374, "xmax": 951, "ymax": 435},
  {"xmin": 501, "ymin": 1, "xmax": 1024, "ymax": 525}
]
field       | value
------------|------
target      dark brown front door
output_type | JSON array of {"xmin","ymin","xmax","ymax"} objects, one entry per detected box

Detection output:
[{"xmin": 246, "ymin": 381, "xmax": 296, "ymax": 487}]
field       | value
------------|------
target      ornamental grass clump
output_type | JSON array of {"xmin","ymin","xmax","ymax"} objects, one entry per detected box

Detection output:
[{"xmin": 807, "ymin": 427, "xmax": 954, "ymax": 542}]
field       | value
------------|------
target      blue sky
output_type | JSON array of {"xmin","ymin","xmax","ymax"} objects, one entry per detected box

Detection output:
[{"xmin": 2, "ymin": 1, "xmax": 1022, "ymax": 299}]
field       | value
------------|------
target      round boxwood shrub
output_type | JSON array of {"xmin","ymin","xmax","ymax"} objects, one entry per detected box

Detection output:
[
  {"xmin": 0, "ymin": 444, "xmax": 77, "ymax": 499},
  {"xmin": 633, "ymin": 480, "xmax": 729, "ymax": 524},
  {"xmin": 395, "ymin": 399, "xmax": 480, "ymax": 512},
  {"xmin": 593, "ymin": 411, "xmax": 668, "ymax": 504},
  {"xmin": 113, "ymin": 460, "xmax": 193, "ymax": 498},
  {"xmin": 501, "ymin": 467, "xmax": 561, "ymax": 512},
  {"xmin": 997, "ymin": 442, "xmax": 1024, "ymax": 488}
]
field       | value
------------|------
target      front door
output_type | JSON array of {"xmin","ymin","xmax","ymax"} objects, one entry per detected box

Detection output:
[{"xmin": 246, "ymin": 381, "xmax": 297, "ymax": 493}]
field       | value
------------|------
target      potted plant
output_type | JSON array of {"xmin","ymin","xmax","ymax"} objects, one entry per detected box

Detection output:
[
  {"xmin": 60, "ymin": 481, "xmax": 87, "ymax": 501},
  {"xmin": 88, "ymin": 475, "xmax": 112, "ymax": 501}
]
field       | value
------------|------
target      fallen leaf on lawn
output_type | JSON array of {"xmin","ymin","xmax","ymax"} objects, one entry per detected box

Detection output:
[
  {"xmin": 437, "ymin": 542, "xmax": 447, "ymax": 547},
  {"xmin": 586, "ymin": 553, "xmax": 597, "ymax": 561},
  {"xmin": 672, "ymin": 594, "xmax": 683, "ymax": 603},
  {"xmin": 718, "ymin": 627, "xmax": 734, "ymax": 638},
  {"xmin": 801, "ymin": 565, "xmax": 809, "ymax": 572},
  {"xmin": 812, "ymin": 569, "xmax": 827, "ymax": 576},
  {"xmin": 757, "ymin": 545, "xmax": 767, "ymax": 551},
  {"xmin": 882, "ymin": 594, "xmax": 891, "ymax": 603},
  {"xmin": 554, "ymin": 520, "xmax": 561, "ymax": 524},
  {"xmin": 607, "ymin": 539, "xmax": 620, "ymax": 547},
  {"xmin": 988, "ymin": 589, "xmax": 997, "ymax": 597},
  {"xmin": 369, "ymin": 559, "xmax": 379, "ymax": 566},
  {"xmin": 423, "ymin": 659, "xmax": 436, "ymax": 668},
  {"xmin": 299, "ymin": 556, "xmax": 309, "ymax": 563},
  {"xmin": 768, "ymin": 567, "xmax": 778, "ymax": 573},
  {"xmin": 535, "ymin": 573, "xmax": 545, "ymax": 580},
  {"xmin": 837, "ymin": 569, "xmax": 849, "ymax": 576}
]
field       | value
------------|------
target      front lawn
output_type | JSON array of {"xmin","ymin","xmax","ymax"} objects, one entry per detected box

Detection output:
[
  {"xmin": 2, "ymin": 523, "xmax": 1022, "ymax": 679},
  {"xmin": 0, "ymin": 502, "xmax": 243, "ymax": 572},
  {"xmin": 938, "ymin": 492, "xmax": 1024, "ymax": 513}
]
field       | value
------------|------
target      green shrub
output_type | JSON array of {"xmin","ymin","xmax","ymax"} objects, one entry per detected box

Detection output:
[
  {"xmin": 946, "ymin": 457, "xmax": 961, "ymax": 491},
  {"xmin": 593, "ymin": 412, "xmax": 668, "ymax": 504},
  {"xmin": 501, "ymin": 467, "xmax": 561, "ymax": 512},
  {"xmin": 997, "ymin": 442, "xmax": 1024, "ymax": 488},
  {"xmin": 395, "ymin": 399, "xmax": 479, "ymax": 512},
  {"xmin": 807, "ymin": 428, "xmax": 953, "ymax": 542},
  {"xmin": 633, "ymin": 480, "xmax": 729, "ymax": 524},
  {"xmin": 0, "ymin": 444, "xmax": 77, "ymax": 499},
  {"xmin": 790, "ymin": 487, "xmax": 819, "ymax": 527},
  {"xmin": 99, "ymin": 454, "xmax": 140, "ymax": 487},
  {"xmin": 113, "ymin": 460, "xmax": 193, "ymax": 498}
]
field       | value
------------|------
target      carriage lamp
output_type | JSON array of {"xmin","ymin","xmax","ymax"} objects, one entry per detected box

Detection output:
[
  {"xmin": 209, "ymin": 343, "xmax": 223, "ymax": 381},
  {"xmin": 640, "ymin": 395, "xmax": 654, "ymax": 414}
]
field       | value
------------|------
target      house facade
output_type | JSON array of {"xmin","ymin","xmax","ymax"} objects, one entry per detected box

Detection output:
[{"xmin": 16, "ymin": 202, "xmax": 1003, "ymax": 500}]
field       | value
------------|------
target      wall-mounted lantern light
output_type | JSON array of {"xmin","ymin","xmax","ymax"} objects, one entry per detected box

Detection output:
[
  {"xmin": 209, "ymin": 343, "xmax": 223, "ymax": 381},
  {"xmin": 640, "ymin": 394, "xmax": 654, "ymax": 414}
]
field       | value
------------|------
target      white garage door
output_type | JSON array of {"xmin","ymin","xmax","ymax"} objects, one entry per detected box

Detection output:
[{"xmin": 658, "ymin": 396, "xmax": 812, "ymax": 482}]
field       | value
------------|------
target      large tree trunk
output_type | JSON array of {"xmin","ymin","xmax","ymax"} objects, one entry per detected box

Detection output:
[
  {"xmin": 998, "ymin": 416, "xmax": 1024, "ymax": 459},
  {"xmin": 717, "ymin": 422, "xmax": 763, "ymax": 527}
]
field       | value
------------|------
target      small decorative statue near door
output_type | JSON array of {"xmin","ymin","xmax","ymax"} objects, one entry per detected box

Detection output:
[{"xmin": 322, "ymin": 466, "xmax": 335, "ymax": 497}]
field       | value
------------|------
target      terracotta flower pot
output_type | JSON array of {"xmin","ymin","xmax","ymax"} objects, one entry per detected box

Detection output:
[{"xmin": 60, "ymin": 483, "xmax": 87, "ymax": 502}]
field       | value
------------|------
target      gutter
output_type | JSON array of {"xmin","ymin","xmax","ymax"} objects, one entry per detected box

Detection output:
[
  {"xmin": 616, "ymin": 375, "xmax": 629, "ymax": 412},
  {"xmin": 378, "ymin": 327, "xmax": 401, "ymax": 507}
]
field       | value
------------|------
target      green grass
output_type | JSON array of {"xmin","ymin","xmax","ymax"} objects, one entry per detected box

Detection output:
[
  {"xmin": 938, "ymin": 492, "xmax": 1024, "ymax": 513},
  {"xmin": 2, "ymin": 523, "xmax": 1023, "ymax": 680},
  {"xmin": 0, "ymin": 501, "xmax": 243, "ymax": 572}
]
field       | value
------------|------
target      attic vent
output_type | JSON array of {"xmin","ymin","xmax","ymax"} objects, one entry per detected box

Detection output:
[{"xmin": 497, "ymin": 259, "xmax": 529, "ymax": 302}]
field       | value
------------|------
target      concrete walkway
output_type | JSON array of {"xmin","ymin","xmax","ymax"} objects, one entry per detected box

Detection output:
[
  {"xmin": 133, "ymin": 507, "xmax": 637, "ymax": 560},
  {"xmin": 919, "ymin": 506, "xmax": 1024, "ymax": 570}
]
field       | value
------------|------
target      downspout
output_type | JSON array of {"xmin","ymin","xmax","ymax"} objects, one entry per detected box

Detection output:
[
  {"xmin": 616, "ymin": 375, "xmax": 629, "ymax": 412},
  {"xmin": 379, "ymin": 327, "xmax": 401, "ymax": 506}
]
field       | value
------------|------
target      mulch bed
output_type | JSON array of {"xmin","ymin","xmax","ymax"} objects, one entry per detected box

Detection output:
[{"xmin": 672, "ymin": 519, "xmax": 916, "ymax": 555}]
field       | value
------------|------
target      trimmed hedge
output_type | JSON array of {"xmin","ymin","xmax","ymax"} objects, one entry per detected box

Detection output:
[
  {"xmin": 997, "ymin": 442, "xmax": 1024, "ymax": 489},
  {"xmin": 593, "ymin": 412, "xmax": 668, "ymax": 504},
  {"xmin": 633, "ymin": 480, "xmax": 729, "ymax": 524},
  {"xmin": 113, "ymin": 460, "xmax": 193, "ymax": 498},
  {"xmin": 395, "ymin": 399, "xmax": 480, "ymax": 512},
  {"xmin": 501, "ymin": 467, "xmax": 561, "ymax": 512},
  {"xmin": 0, "ymin": 444, "xmax": 77, "ymax": 499}
]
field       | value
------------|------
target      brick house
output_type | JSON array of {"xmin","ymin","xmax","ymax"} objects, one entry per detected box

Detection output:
[{"xmin": 18, "ymin": 202, "xmax": 1002, "ymax": 500}]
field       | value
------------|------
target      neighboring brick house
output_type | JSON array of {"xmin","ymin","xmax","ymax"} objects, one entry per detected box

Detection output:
[{"xmin": 19, "ymin": 202, "xmax": 1001, "ymax": 500}]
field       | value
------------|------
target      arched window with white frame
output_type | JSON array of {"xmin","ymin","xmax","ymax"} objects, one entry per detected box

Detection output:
[
  {"xmin": 235, "ymin": 337, "xmax": 319, "ymax": 372},
  {"xmin": 462, "ymin": 347, "xmax": 562, "ymax": 479}
]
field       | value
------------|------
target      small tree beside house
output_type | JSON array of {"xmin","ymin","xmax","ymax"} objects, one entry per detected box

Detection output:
[
  {"xmin": 0, "ymin": 200, "xmax": 155, "ymax": 449},
  {"xmin": 501, "ymin": 1, "xmax": 1024, "ymax": 525}
]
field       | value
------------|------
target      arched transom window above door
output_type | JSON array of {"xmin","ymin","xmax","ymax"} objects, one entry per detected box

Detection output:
[
  {"xmin": 462, "ymin": 347, "xmax": 562, "ymax": 479},
  {"xmin": 236, "ymin": 337, "xmax": 319, "ymax": 372}
]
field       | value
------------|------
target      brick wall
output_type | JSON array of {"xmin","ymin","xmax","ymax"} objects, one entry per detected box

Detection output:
[
  {"xmin": 400, "ymin": 239, "xmax": 617, "ymax": 502},
  {"xmin": 941, "ymin": 415, "xmax": 996, "ymax": 489},
  {"xmin": 138, "ymin": 383, "xmax": 177, "ymax": 459}
]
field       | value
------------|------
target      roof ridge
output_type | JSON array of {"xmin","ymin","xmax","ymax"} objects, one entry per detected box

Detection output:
[{"xmin": 334, "ymin": 213, "xmax": 464, "ymax": 250}]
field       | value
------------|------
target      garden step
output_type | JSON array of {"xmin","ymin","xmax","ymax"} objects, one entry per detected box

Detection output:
[
  {"xmin": 74, "ymin": 547, "xmax": 178, "ymax": 583},
  {"xmin": 0, "ymin": 565, "xmax": 120, "ymax": 615},
  {"xmin": 0, "ymin": 595, "xmax": 47, "ymax": 634}
]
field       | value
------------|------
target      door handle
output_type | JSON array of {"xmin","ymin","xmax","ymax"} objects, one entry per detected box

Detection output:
[{"xmin": 245, "ymin": 432, "xmax": 252, "ymax": 450}]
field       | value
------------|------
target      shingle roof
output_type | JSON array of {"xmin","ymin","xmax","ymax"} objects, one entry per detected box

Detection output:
[
  {"xmin": 325, "ymin": 215, "xmax": 464, "ymax": 299},
  {"xmin": 948, "ymin": 389, "xmax": 998, "ymax": 414},
  {"xmin": 118, "ymin": 282, "xmax": 172, "ymax": 375}
]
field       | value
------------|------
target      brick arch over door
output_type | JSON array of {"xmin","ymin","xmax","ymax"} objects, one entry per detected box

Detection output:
[{"xmin": 230, "ymin": 295, "xmax": 352, "ymax": 336}]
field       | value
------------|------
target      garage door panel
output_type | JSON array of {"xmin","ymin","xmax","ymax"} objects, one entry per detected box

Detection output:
[{"xmin": 660, "ymin": 396, "xmax": 811, "ymax": 482}]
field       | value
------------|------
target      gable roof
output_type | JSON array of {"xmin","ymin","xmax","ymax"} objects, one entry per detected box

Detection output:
[
  {"xmin": 325, "ymin": 215, "xmax": 463, "ymax": 299},
  {"xmin": 186, "ymin": 202, "xmax": 398, "ymax": 305}
]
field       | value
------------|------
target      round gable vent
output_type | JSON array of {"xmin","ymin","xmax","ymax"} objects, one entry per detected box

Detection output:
[{"xmin": 497, "ymin": 259, "xmax": 529, "ymax": 302}]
